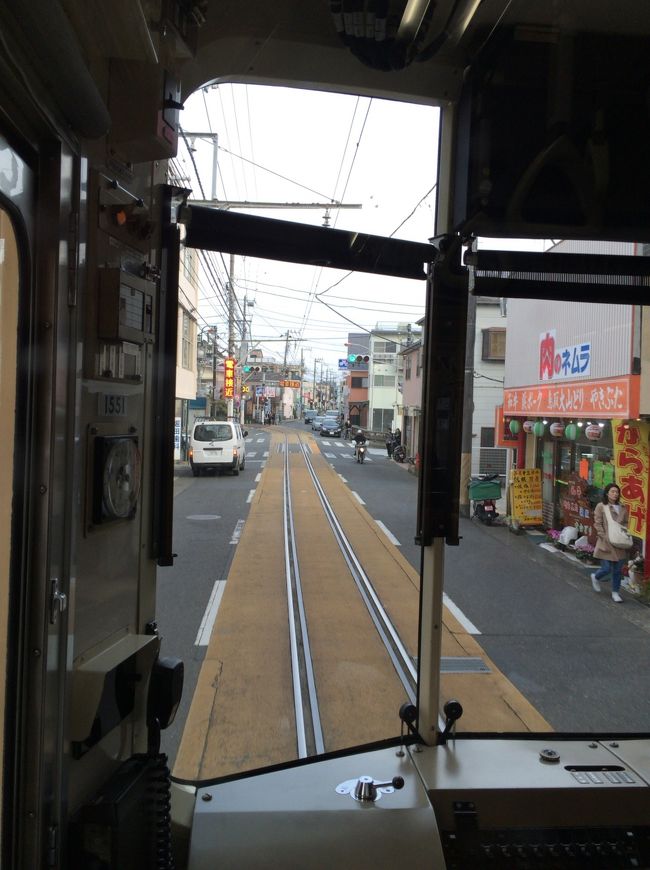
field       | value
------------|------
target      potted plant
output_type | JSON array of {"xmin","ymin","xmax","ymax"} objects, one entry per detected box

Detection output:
[
  {"xmin": 546, "ymin": 528, "xmax": 563, "ymax": 548},
  {"xmin": 574, "ymin": 537, "xmax": 596, "ymax": 563}
]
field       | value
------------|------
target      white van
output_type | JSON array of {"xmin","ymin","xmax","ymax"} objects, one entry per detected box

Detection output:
[{"xmin": 189, "ymin": 420, "xmax": 248, "ymax": 476}]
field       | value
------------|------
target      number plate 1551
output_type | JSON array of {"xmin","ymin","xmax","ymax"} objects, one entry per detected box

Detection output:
[{"xmin": 99, "ymin": 394, "xmax": 127, "ymax": 416}]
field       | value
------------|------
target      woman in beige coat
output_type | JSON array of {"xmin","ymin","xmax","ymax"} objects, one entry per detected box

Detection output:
[{"xmin": 591, "ymin": 483, "xmax": 629, "ymax": 603}]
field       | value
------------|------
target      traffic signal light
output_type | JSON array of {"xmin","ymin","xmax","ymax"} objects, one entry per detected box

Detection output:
[
  {"xmin": 244, "ymin": 365, "xmax": 261, "ymax": 372},
  {"xmin": 243, "ymin": 365, "xmax": 251, "ymax": 372},
  {"xmin": 349, "ymin": 354, "xmax": 369, "ymax": 364}
]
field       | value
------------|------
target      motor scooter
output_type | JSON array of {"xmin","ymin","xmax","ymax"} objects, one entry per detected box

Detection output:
[
  {"xmin": 468, "ymin": 474, "xmax": 501, "ymax": 524},
  {"xmin": 356, "ymin": 442, "xmax": 367, "ymax": 463}
]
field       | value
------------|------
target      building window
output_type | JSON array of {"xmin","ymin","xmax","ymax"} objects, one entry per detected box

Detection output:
[
  {"xmin": 182, "ymin": 245, "xmax": 194, "ymax": 280},
  {"xmin": 182, "ymin": 311, "xmax": 193, "ymax": 369},
  {"xmin": 373, "ymin": 374, "xmax": 396, "ymax": 387},
  {"xmin": 482, "ymin": 327, "xmax": 506, "ymax": 361},
  {"xmin": 372, "ymin": 408, "xmax": 394, "ymax": 431},
  {"xmin": 351, "ymin": 376, "xmax": 368, "ymax": 389},
  {"xmin": 405, "ymin": 356, "xmax": 412, "ymax": 380},
  {"xmin": 373, "ymin": 340, "xmax": 397, "ymax": 354},
  {"xmin": 480, "ymin": 427, "xmax": 495, "ymax": 447},
  {"xmin": 416, "ymin": 349, "xmax": 422, "ymax": 376}
]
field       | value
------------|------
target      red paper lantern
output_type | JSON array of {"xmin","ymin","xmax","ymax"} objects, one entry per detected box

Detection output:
[
  {"xmin": 585, "ymin": 424, "xmax": 602, "ymax": 440},
  {"xmin": 550, "ymin": 422, "xmax": 565, "ymax": 437},
  {"xmin": 523, "ymin": 420, "xmax": 535, "ymax": 433}
]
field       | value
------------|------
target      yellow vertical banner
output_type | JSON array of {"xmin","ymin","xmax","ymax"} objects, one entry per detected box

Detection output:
[
  {"xmin": 612, "ymin": 419, "xmax": 650, "ymax": 539},
  {"xmin": 510, "ymin": 468, "xmax": 543, "ymax": 525}
]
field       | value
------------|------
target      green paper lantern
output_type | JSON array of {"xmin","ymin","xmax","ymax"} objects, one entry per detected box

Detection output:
[
  {"xmin": 509, "ymin": 419, "xmax": 520, "ymax": 435},
  {"xmin": 565, "ymin": 423, "xmax": 578, "ymax": 441},
  {"xmin": 533, "ymin": 421, "xmax": 546, "ymax": 437}
]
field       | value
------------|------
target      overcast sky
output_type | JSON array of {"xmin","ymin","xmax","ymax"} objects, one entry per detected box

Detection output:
[{"xmin": 174, "ymin": 84, "xmax": 439, "ymax": 375}]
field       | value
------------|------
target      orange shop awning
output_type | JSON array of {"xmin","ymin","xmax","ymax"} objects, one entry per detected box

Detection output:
[{"xmin": 504, "ymin": 375, "xmax": 640, "ymax": 421}]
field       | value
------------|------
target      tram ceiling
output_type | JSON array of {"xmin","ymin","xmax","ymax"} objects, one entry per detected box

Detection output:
[
  {"xmin": 182, "ymin": 1, "xmax": 650, "ymax": 103},
  {"xmin": 181, "ymin": 204, "xmax": 435, "ymax": 280}
]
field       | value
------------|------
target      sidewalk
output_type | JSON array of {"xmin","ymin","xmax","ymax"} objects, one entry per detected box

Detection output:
[{"xmin": 513, "ymin": 524, "xmax": 648, "ymax": 605}]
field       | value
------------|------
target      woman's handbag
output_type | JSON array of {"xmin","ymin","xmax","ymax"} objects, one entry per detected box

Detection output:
[{"xmin": 605, "ymin": 506, "xmax": 633, "ymax": 549}]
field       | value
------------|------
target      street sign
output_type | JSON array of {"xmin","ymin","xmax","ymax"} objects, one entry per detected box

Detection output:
[
  {"xmin": 338, "ymin": 358, "xmax": 349, "ymax": 369},
  {"xmin": 255, "ymin": 386, "xmax": 264, "ymax": 397},
  {"xmin": 242, "ymin": 385, "xmax": 250, "ymax": 394},
  {"xmin": 224, "ymin": 357, "xmax": 236, "ymax": 398}
]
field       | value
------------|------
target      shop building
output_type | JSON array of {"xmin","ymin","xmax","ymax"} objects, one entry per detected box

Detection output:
[{"xmin": 500, "ymin": 242, "xmax": 649, "ymax": 552}]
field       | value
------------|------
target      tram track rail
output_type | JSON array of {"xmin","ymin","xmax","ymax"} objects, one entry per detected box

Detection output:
[
  {"xmin": 283, "ymin": 431, "xmax": 419, "ymax": 757},
  {"xmin": 283, "ymin": 438, "xmax": 325, "ymax": 757}
]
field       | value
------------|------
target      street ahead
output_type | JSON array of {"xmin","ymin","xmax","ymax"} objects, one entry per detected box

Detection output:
[{"xmin": 158, "ymin": 421, "xmax": 650, "ymax": 766}]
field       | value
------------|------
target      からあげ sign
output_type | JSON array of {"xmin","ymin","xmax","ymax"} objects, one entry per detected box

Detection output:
[
  {"xmin": 612, "ymin": 418, "xmax": 650, "ymax": 539},
  {"xmin": 510, "ymin": 468, "xmax": 543, "ymax": 526}
]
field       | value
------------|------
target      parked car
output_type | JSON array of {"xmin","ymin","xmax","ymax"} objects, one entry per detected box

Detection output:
[
  {"xmin": 189, "ymin": 420, "xmax": 247, "ymax": 476},
  {"xmin": 311, "ymin": 416, "xmax": 326, "ymax": 431},
  {"xmin": 320, "ymin": 418, "xmax": 342, "ymax": 436}
]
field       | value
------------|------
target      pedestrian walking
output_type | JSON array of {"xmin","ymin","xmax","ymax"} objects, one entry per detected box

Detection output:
[
  {"xmin": 591, "ymin": 483, "xmax": 630, "ymax": 603},
  {"xmin": 385, "ymin": 431, "xmax": 394, "ymax": 457}
]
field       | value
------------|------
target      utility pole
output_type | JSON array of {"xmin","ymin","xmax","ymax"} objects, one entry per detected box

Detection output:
[
  {"xmin": 300, "ymin": 348, "xmax": 304, "ymax": 417},
  {"xmin": 282, "ymin": 330, "xmax": 290, "ymax": 373},
  {"xmin": 227, "ymin": 252, "xmax": 235, "ymax": 420},
  {"xmin": 212, "ymin": 337, "xmax": 218, "ymax": 417}
]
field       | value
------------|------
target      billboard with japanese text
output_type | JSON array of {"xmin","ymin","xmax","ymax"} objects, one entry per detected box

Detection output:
[
  {"xmin": 612, "ymin": 418, "xmax": 650, "ymax": 540},
  {"xmin": 224, "ymin": 357, "xmax": 236, "ymax": 398}
]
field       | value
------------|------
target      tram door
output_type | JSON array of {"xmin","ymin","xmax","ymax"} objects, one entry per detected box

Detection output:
[
  {"xmin": 0, "ymin": 139, "xmax": 79, "ymax": 868},
  {"xmin": 0, "ymin": 172, "xmax": 22, "ymax": 852}
]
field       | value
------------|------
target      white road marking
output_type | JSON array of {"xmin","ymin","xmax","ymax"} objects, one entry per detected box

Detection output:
[
  {"xmin": 195, "ymin": 580, "xmax": 226, "ymax": 646},
  {"xmin": 187, "ymin": 514, "xmax": 221, "ymax": 521},
  {"xmin": 255, "ymin": 472, "xmax": 262, "ymax": 482},
  {"xmin": 443, "ymin": 592, "xmax": 481, "ymax": 635},
  {"xmin": 256, "ymin": 438, "xmax": 264, "ymax": 443},
  {"xmin": 324, "ymin": 452, "xmax": 336, "ymax": 458},
  {"xmin": 375, "ymin": 520, "xmax": 401, "ymax": 546},
  {"xmin": 247, "ymin": 451, "xmax": 257, "ymax": 458},
  {"xmin": 230, "ymin": 519, "xmax": 245, "ymax": 544},
  {"xmin": 367, "ymin": 447, "xmax": 386, "ymax": 455},
  {"xmin": 263, "ymin": 450, "xmax": 269, "ymax": 457},
  {"xmin": 338, "ymin": 474, "xmax": 347, "ymax": 483},
  {"xmin": 321, "ymin": 439, "xmax": 331, "ymax": 445},
  {"xmin": 351, "ymin": 491, "xmax": 365, "ymax": 505},
  {"xmin": 246, "ymin": 490, "xmax": 256, "ymax": 503}
]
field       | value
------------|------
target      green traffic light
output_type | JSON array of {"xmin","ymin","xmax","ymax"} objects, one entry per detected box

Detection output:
[
  {"xmin": 243, "ymin": 365, "xmax": 251, "ymax": 372},
  {"xmin": 348, "ymin": 354, "xmax": 356, "ymax": 362}
]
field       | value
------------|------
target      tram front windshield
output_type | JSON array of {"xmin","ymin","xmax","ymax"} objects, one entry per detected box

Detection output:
[{"xmin": 159, "ymin": 85, "xmax": 650, "ymax": 785}]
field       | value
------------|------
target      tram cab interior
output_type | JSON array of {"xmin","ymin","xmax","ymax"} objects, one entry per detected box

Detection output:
[{"xmin": 2, "ymin": 0, "xmax": 650, "ymax": 867}]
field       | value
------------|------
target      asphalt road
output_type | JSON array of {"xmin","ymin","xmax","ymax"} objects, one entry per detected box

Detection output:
[
  {"xmin": 157, "ymin": 425, "xmax": 272, "ymax": 765},
  {"xmin": 158, "ymin": 420, "xmax": 650, "ymax": 767}
]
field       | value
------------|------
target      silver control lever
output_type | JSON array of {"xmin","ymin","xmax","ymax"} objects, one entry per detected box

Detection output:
[{"xmin": 336, "ymin": 775, "xmax": 405, "ymax": 802}]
